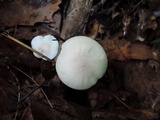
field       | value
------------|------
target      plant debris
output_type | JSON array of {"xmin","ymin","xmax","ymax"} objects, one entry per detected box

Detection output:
[{"xmin": 1, "ymin": 0, "xmax": 160, "ymax": 120}]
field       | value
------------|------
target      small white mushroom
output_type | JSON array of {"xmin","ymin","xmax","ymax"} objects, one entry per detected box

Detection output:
[
  {"xmin": 31, "ymin": 35, "xmax": 59, "ymax": 60},
  {"xmin": 56, "ymin": 36, "xmax": 108, "ymax": 90}
]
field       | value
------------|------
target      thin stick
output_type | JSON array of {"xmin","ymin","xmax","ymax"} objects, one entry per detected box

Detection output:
[
  {"xmin": 2, "ymin": 33, "xmax": 52, "ymax": 61},
  {"xmin": 9, "ymin": 80, "xmax": 46, "ymax": 112},
  {"xmin": 12, "ymin": 65, "xmax": 53, "ymax": 108},
  {"xmin": 110, "ymin": 92, "xmax": 131, "ymax": 110},
  {"xmin": 7, "ymin": 65, "xmax": 21, "ymax": 119},
  {"xmin": 2, "ymin": 33, "xmax": 53, "ymax": 108}
]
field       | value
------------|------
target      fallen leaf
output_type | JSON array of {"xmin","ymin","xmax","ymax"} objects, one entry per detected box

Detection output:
[
  {"xmin": 130, "ymin": 43, "xmax": 153, "ymax": 60},
  {"xmin": 18, "ymin": 107, "xmax": 34, "ymax": 120},
  {"xmin": 0, "ymin": 0, "xmax": 61, "ymax": 26},
  {"xmin": 88, "ymin": 88, "xmax": 111, "ymax": 108},
  {"xmin": 87, "ymin": 19, "xmax": 105, "ymax": 39},
  {"xmin": 0, "ymin": 37, "xmax": 40, "ymax": 67},
  {"xmin": 99, "ymin": 36, "xmax": 131, "ymax": 61},
  {"xmin": 124, "ymin": 62, "xmax": 160, "ymax": 111},
  {"xmin": 92, "ymin": 109, "xmax": 158, "ymax": 120},
  {"xmin": 31, "ymin": 97, "xmax": 91, "ymax": 120},
  {"xmin": 13, "ymin": 11, "xmax": 61, "ymax": 40},
  {"xmin": 99, "ymin": 35, "xmax": 154, "ymax": 60}
]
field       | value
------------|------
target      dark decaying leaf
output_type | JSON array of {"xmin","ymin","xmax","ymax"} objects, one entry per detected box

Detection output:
[
  {"xmin": 0, "ymin": 36, "xmax": 40, "ymax": 67},
  {"xmin": 88, "ymin": 84, "xmax": 112, "ymax": 108},
  {"xmin": 30, "ymin": 97, "xmax": 91, "ymax": 120},
  {"xmin": 124, "ymin": 62, "xmax": 160, "ymax": 111},
  {"xmin": 12, "ymin": 10, "xmax": 61, "ymax": 40},
  {"xmin": 0, "ymin": 64, "xmax": 23, "ymax": 119},
  {"xmin": 92, "ymin": 109, "xmax": 158, "ymax": 120},
  {"xmin": 0, "ymin": 0, "xmax": 61, "ymax": 26}
]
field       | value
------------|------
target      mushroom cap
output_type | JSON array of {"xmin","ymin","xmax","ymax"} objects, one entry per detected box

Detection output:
[
  {"xmin": 56, "ymin": 36, "xmax": 108, "ymax": 90},
  {"xmin": 31, "ymin": 35, "xmax": 59, "ymax": 60}
]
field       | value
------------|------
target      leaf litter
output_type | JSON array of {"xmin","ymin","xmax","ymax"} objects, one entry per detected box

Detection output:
[{"xmin": 0, "ymin": 0, "xmax": 160, "ymax": 120}]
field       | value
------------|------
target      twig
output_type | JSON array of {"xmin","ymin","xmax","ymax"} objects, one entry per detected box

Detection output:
[
  {"xmin": 110, "ymin": 92, "xmax": 131, "ymax": 110},
  {"xmin": 7, "ymin": 65, "xmax": 21, "ymax": 119},
  {"xmin": 1, "ymin": 33, "xmax": 52, "ymax": 61},
  {"xmin": 12, "ymin": 65, "xmax": 53, "ymax": 108},
  {"xmin": 90, "ymin": 0, "xmax": 107, "ymax": 15},
  {"xmin": 9, "ymin": 80, "xmax": 46, "ymax": 112},
  {"xmin": 14, "ymin": 91, "xmax": 21, "ymax": 120}
]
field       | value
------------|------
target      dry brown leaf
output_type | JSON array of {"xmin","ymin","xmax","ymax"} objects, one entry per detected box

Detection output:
[
  {"xmin": 130, "ymin": 43, "xmax": 153, "ymax": 60},
  {"xmin": 0, "ymin": 0, "xmax": 61, "ymax": 26},
  {"xmin": 113, "ymin": 41, "xmax": 131, "ymax": 60},
  {"xmin": 99, "ymin": 36, "xmax": 154, "ymax": 61},
  {"xmin": 99, "ymin": 37, "xmax": 131, "ymax": 61},
  {"xmin": 87, "ymin": 19, "xmax": 105, "ymax": 39},
  {"xmin": 14, "ymin": 11, "xmax": 61, "ymax": 40},
  {"xmin": 13, "ymin": 26, "xmax": 52, "ymax": 40}
]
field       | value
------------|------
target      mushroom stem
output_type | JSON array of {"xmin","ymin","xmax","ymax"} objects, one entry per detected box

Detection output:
[{"xmin": 2, "ymin": 33, "xmax": 52, "ymax": 61}]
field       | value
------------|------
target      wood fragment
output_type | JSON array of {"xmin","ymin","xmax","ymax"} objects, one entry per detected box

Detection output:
[{"xmin": 60, "ymin": 0, "xmax": 93, "ymax": 39}]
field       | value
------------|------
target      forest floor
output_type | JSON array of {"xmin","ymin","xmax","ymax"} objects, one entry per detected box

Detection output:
[{"xmin": 0, "ymin": 0, "xmax": 160, "ymax": 120}]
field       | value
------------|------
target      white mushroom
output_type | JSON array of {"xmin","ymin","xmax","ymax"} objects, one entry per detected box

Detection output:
[
  {"xmin": 56, "ymin": 36, "xmax": 108, "ymax": 90},
  {"xmin": 31, "ymin": 35, "xmax": 59, "ymax": 60}
]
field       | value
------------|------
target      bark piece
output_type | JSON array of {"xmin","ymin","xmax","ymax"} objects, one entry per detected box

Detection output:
[{"xmin": 60, "ymin": 0, "xmax": 93, "ymax": 39}]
